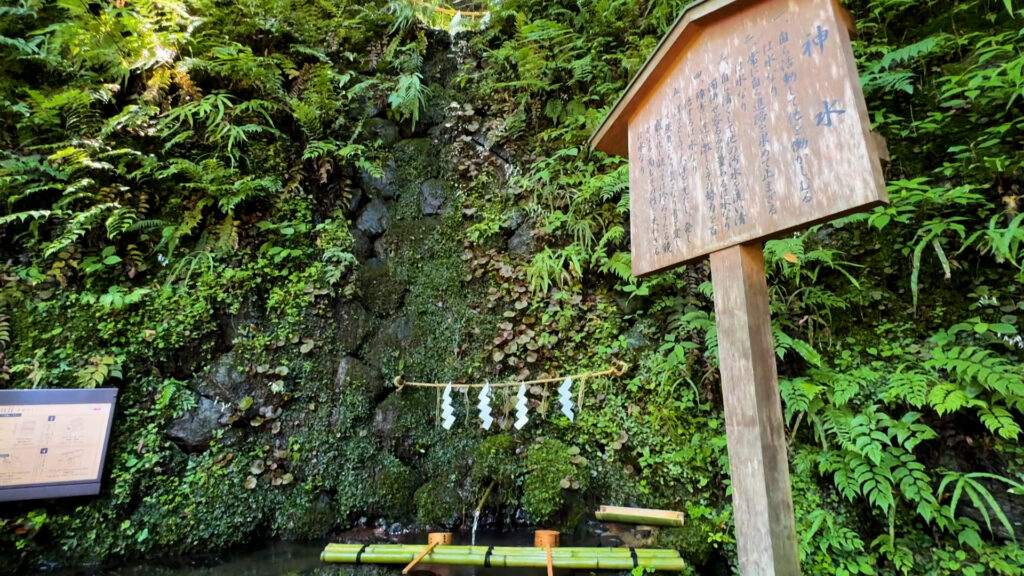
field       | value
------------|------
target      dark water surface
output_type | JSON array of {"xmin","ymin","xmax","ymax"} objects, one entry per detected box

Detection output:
[
  {"xmin": 50, "ymin": 540, "xmax": 328, "ymax": 576},
  {"xmin": 49, "ymin": 530, "xmax": 575, "ymax": 576}
]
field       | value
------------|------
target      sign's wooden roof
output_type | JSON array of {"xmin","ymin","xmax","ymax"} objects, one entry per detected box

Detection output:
[{"xmin": 588, "ymin": 0, "xmax": 854, "ymax": 157}]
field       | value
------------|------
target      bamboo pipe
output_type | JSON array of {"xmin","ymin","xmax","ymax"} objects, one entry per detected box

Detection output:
[
  {"xmin": 475, "ymin": 480, "xmax": 495, "ymax": 516},
  {"xmin": 325, "ymin": 542, "xmax": 678, "ymax": 552},
  {"xmin": 402, "ymin": 532, "xmax": 451, "ymax": 574},
  {"xmin": 596, "ymin": 505, "xmax": 685, "ymax": 527},
  {"xmin": 319, "ymin": 549, "xmax": 684, "ymax": 561},
  {"xmin": 323, "ymin": 548, "xmax": 680, "ymax": 563},
  {"xmin": 323, "ymin": 552, "xmax": 682, "ymax": 563},
  {"xmin": 323, "ymin": 544, "xmax": 680, "ymax": 557},
  {"xmin": 322, "ymin": 545, "xmax": 681, "ymax": 558},
  {"xmin": 324, "ymin": 551, "xmax": 681, "ymax": 563},
  {"xmin": 320, "ymin": 549, "xmax": 687, "ymax": 570},
  {"xmin": 321, "ymin": 545, "xmax": 682, "ymax": 563}
]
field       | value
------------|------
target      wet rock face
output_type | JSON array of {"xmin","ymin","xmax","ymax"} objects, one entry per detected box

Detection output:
[
  {"xmin": 356, "ymin": 258, "xmax": 406, "ymax": 317},
  {"xmin": 350, "ymin": 228, "xmax": 373, "ymax": 261},
  {"xmin": 370, "ymin": 392, "xmax": 431, "ymax": 463},
  {"xmin": 599, "ymin": 533, "xmax": 625, "ymax": 547},
  {"xmin": 334, "ymin": 299, "xmax": 373, "ymax": 354},
  {"xmin": 346, "ymin": 187, "xmax": 364, "ymax": 216},
  {"xmin": 372, "ymin": 399, "xmax": 399, "ymax": 438},
  {"xmin": 357, "ymin": 159, "xmax": 400, "ymax": 199},
  {"xmin": 419, "ymin": 179, "xmax": 446, "ymax": 215},
  {"xmin": 394, "ymin": 138, "xmax": 436, "ymax": 162},
  {"xmin": 375, "ymin": 315, "xmax": 414, "ymax": 351},
  {"xmin": 199, "ymin": 351, "xmax": 249, "ymax": 400},
  {"xmin": 334, "ymin": 356, "xmax": 384, "ymax": 400},
  {"xmin": 356, "ymin": 199, "xmax": 391, "ymax": 238},
  {"xmin": 508, "ymin": 222, "xmax": 538, "ymax": 258},
  {"xmin": 364, "ymin": 118, "xmax": 401, "ymax": 147},
  {"xmin": 168, "ymin": 396, "xmax": 222, "ymax": 449},
  {"xmin": 330, "ymin": 356, "xmax": 385, "ymax": 429},
  {"xmin": 599, "ymin": 523, "xmax": 660, "ymax": 548},
  {"xmin": 363, "ymin": 314, "xmax": 418, "ymax": 372},
  {"xmin": 373, "ymin": 235, "xmax": 390, "ymax": 259}
]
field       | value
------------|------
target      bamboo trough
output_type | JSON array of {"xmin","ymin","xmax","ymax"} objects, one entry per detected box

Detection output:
[
  {"xmin": 595, "ymin": 506, "xmax": 685, "ymax": 527},
  {"xmin": 321, "ymin": 542, "xmax": 687, "ymax": 571}
]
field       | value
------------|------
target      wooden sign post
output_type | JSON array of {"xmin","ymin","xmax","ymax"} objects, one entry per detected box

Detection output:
[{"xmin": 590, "ymin": 0, "xmax": 887, "ymax": 573}]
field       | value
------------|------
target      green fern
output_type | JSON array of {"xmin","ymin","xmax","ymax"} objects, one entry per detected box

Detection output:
[
  {"xmin": 937, "ymin": 471, "xmax": 1024, "ymax": 541},
  {"xmin": 927, "ymin": 345, "xmax": 1024, "ymax": 410}
]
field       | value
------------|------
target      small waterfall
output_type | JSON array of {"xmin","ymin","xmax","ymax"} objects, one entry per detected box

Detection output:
[{"xmin": 471, "ymin": 510, "xmax": 480, "ymax": 546}]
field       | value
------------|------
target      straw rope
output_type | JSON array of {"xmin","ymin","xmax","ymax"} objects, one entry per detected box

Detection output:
[
  {"xmin": 393, "ymin": 360, "xmax": 628, "ymax": 391},
  {"xmin": 410, "ymin": 0, "xmax": 486, "ymax": 18}
]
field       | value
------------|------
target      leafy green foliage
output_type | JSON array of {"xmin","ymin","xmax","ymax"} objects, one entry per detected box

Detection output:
[{"xmin": 2, "ymin": 0, "xmax": 1024, "ymax": 574}]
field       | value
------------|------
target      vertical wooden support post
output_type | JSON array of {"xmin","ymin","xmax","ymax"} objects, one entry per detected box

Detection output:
[{"xmin": 709, "ymin": 243, "xmax": 801, "ymax": 576}]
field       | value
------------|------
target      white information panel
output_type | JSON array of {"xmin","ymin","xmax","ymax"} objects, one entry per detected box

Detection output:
[{"xmin": 0, "ymin": 388, "xmax": 117, "ymax": 501}]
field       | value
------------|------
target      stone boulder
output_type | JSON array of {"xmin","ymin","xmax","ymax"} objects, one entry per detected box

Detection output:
[
  {"xmin": 356, "ymin": 199, "xmax": 390, "ymax": 238},
  {"xmin": 364, "ymin": 118, "xmax": 401, "ymax": 147},
  {"xmin": 198, "ymin": 351, "xmax": 249, "ymax": 400},
  {"xmin": 373, "ymin": 235, "xmax": 391, "ymax": 259},
  {"xmin": 508, "ymin": 222, "xmax": 538, "ymax": 258},
  {"xmin": 372, "ymin": 400, "xmax": 399, "ymax": 439},
  {"xmin": 330, "ymin": 356, "xmax": 384, "ymax": 428},
  {"xmin": 371, "ymin": 392, "xmax": 437, "ymax": 463},
  {"xmin": 335, "ymin": 356, "xmax": 384, "ymax": 399},
  {"xmin": 376, "ymin": 315, "xmax": 413, "ymax": 351},
  {"xmin": 168, "ymin": 396, "xmax": 222, "ymax": 449},
  {"xmin": 350, "ymin": 228, "xmax": 373, "ymax": 261},
  {"xmin": 357, "ymin": 159, "xmax": 399, "ymax": 199},
  {"xmin": 419, "ymin": 179, "xmax": 446, "ymax": 215},
  {"xmin": 364, "ymin": 315, "xmax": 415, "ymax": 369},
  {"xmin": 334, "ymin": 299, "xmax": 373, "ymax": 354},
  {"xmin": 346, "ymin": 187, "xmax": 364, "ymax": 216},
  {"xmin": 394, "ymin": 138, "xmax": 437, "ymax": 166},
  {"xmin": 356, "ymin": 258, "xmax": 406, "ymax": 317},
  {"xmin": 503, "ymin": 208, "xmax": 527, "ymax": 232}
]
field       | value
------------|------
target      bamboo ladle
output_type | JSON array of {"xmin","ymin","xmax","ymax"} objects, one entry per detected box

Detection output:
[
  {"xmin": 402, "ymin": 532, "xmax": 452, "ymax": 574},
  {"xmin": 534, "ymin": 530, "xmax": 560, "ymax": 576}
]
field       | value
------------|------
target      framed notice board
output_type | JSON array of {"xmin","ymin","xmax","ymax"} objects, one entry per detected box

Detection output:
[{"xmin": 0, "ymin": 388, "xmax": 118, "ymax": 501}]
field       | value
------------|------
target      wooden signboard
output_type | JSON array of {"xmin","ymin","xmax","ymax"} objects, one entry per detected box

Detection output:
[
  {"xmin": 592, "ymin": 0, "xmax": 886, "ymax": 276},
  {"xmin": 590, "ymin": 0, "xmax": 887, "ymax": 574}
]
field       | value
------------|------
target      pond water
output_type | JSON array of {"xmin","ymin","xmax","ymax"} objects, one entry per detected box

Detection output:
[
  {"xmin": 50, "ymin": 540, "xmax": 328, "ymax": 576},
  {"xmin": 49, "ymin": 530, "xmax": 600, "ymax": 576}
]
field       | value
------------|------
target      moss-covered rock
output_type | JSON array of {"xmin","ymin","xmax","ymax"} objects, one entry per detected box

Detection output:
[
  {"xmin": 371, "ymin": 390, "xmax": 435, "ymax": 462},
  {"xmin": 470, "ymin": 434, "xmax": 518, "ymax": 487},
  {"xmin": 522, "ymin": 438, "xmax": 587, "ymax": 525},
  {"xmin": 413, "ymin": 478, "xmax": 464, "ymax": 527},
  {"xmin": 330, "ymin": 356, "xmax": 383, "ymax": 430},
  {"xmin": 356, "ymin": 258, "xmax": 407, "ymax": 317},
  {"xmin": 333, "ymin": 299, "xmax": 373, "ymax": 355}
]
